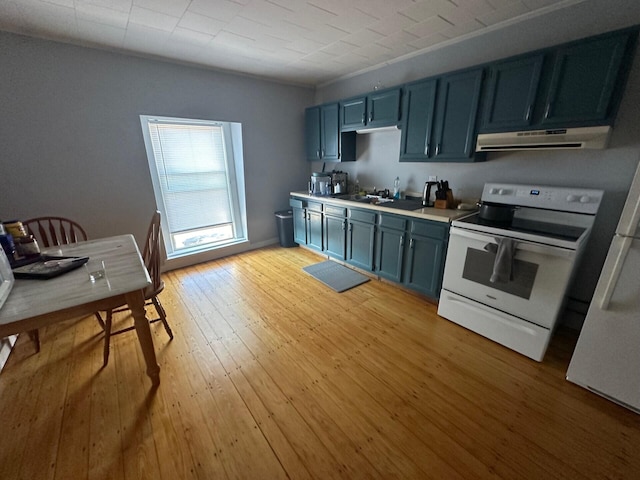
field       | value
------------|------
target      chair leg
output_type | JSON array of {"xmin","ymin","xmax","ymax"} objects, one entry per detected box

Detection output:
[
  {"xmin": 28, "ymin": 329, "xmax": 40, "ymax": 353},
  {"xmin": 103, "ymin": 311, "xmax": 113, "ymax": 367},
  {"xmin": 95, "ymin": 312, "xmax": 106, "ymax": 330},
  {"xmin": 152, "ymin": 296, "xmax": 173, "ymax": 340}
]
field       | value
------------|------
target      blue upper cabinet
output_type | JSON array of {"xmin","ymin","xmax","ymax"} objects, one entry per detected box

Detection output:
[
  {"xmin": 305, "ymin": 102, "xmax": 355, "ymax": 162},
  {"xmin": 540, "ymin": 31, "xmax": 632, "ymax": 126},
  {"xmin": 479, "ymin": 29, "xmax": 636, "ymax": 132},
  {"xmin": 432, "ymin": 68, "xmax": 484, "ymax": 161},
  {"xmin": 399, "ymin": 79, "xmax": 437, "ymax": 161},
  {"xmin": 341, "ymin": 96, "xmax": 367, "ymax": 131},
  {"xmin": 341, "ymin": 88, "xmax": 401, "ymax": 131},
  {"xmin": 400, "ymin": 70, "xmax": 483, "ymax": 162},
  {"xmin": 481, "ymin": 55, "xmax": 543, "ymax": 131}
]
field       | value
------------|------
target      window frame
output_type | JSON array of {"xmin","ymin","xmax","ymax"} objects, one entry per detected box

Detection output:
[{"xmin": 139, "ymin": 115, "xmax": 247, "ymax": 259}]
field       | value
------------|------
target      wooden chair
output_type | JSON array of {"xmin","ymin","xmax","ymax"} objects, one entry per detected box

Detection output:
[
  {"xmin": 22, "ymin": 216, "xmax": 89, "ymax": 353},
  {"xmin": 95, "ymin": 211, "xmax": 173, "ymax": 366},
  {"xmin": 23, "ymin": 216, "xmax": 88, "ymax": 248}
]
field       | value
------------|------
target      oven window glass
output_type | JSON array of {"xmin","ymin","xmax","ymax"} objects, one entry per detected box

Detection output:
[{"xmin": 462, "ymin": 248, "xmax": 538, "ymax": 299}]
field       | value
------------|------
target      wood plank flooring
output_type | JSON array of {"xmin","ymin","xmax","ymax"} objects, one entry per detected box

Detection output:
[{"xmin": 1, "ymin": 245, "xmax": 639, "ymax": 480}]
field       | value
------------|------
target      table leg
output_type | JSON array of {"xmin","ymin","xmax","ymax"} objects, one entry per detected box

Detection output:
[{"xmin": 126, "ymin": 289, "xmax": 160, "ymax": 386}]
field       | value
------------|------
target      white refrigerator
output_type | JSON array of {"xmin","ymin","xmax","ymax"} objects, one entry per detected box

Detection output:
[{"xmin": 567, "ymin": 160, "xmax": 640, "ymax": 414}]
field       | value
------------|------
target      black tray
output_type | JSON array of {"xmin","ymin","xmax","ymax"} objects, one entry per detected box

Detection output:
[{"xmin": 11, "ymin": 255, "xmax": 89, "ymax": 279}]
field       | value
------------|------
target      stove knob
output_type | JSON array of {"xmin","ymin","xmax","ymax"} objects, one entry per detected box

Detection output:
[
  {"xmin": 498, "ymin": 189, "xmax": 511, "ymax": 195},
  {"xmin": 566, "ymin": 194, "xmax": 578, "ymax": 202},
  {"xmin": 579, "ymin": 195, "xmax": 591, "ymax": 204},
  {"xmin": 489, "ymin": 188, "xmax": 498, "ymax": 194}
]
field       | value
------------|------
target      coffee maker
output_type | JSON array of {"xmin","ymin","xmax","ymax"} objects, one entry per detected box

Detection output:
[{"xmin": 330, "ymin": 171, "xmax": 348, "ymax": 194}]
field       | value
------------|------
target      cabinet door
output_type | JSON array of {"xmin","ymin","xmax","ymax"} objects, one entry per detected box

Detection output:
[
  {"xmin": 403, "ymin": 234, "xmax": 446, "ymax": 298},
  {"xmin": 481, "ymin": 55, "xmax": 543, "ymax": 131},
  {"xmin": 376, "ymin": 227, "xmax": 405, "ymax": 283},
  {"xmin": 341, "ymin": 96, "xmax": 367, "ymax": 131},
  {"xmin": 307, "ymin": 211, "xmax": 323, "ymax": 251},
  {"xmin": 347, "ymin": 220, "xmax": 375, "ymax": 271},
  {"xmin": 324, "ymin": 214, "xmax": 346, "ymax": 260},
  {"xmin": 292, "ymin": 207, "xmax": 307, "ymax": 245},
  {"xmin": 321, "ymin": 103, "xmax": 340, "ymax": 161},
  {"xmin": 367, "ymin": 88, "xmax": 401, "ymax": 127},
  {"xmin": 305, "ymin": 106, "xmax": 321, "ymax": 161},
  {"xmin": 433, "ymin": 69, "xmax": 483, "ymax": 161},
  {"xmin": 541, "ymin": 33, "xmax": 630, "ymax": 125},
  {"xmin": 400, "ymin": 79, "xmax": 437, "ymax": 161}
]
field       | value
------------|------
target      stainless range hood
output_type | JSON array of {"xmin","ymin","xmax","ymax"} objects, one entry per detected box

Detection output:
[
  {"xmin": 476, "ymin": 125, "xmax": 612, "ymax": 152},
  {"xmin": 355, "ymin": 125, "xmax": 400, "ymax": 134}
]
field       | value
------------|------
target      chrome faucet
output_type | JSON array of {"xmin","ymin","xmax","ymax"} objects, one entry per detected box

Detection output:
[{"xmin": 422, "ymin": 181, "xmax": 438, "ymax": 207}]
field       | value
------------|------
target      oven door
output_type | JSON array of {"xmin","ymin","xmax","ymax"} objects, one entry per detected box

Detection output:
[{"xmin": 442, "ymin": 227, "xmax": 576, "ymax": 328}]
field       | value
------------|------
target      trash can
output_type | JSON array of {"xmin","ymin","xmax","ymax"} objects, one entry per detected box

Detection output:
[{"xmin": 275, "ymin": 210, "xmax": 297, "ymax": 248}]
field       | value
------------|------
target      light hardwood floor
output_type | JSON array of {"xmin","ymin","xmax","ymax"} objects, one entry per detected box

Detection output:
[{"xmin": 1, "ymin": 245, "xmax": 639, "ymax": 479}]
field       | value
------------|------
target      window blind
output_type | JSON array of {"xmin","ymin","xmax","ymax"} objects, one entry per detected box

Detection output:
[{"xmin": 147, "ymin": 121, "xmax": 232, "ymax": 235}]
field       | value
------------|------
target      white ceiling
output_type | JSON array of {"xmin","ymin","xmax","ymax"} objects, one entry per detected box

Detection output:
[{"xmin": 0, "ymin": 0, "xmax": 583, "ymax": 86}]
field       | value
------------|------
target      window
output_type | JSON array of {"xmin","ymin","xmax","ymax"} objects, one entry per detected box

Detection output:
[{"xmin": 140, "ymin": 115, "xmax": 246, "ymax": 258}]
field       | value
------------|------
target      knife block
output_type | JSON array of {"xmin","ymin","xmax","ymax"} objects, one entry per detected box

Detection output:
[{"xmin": 435, "ymin": 190, "xmax": 455, "ymax": 209}]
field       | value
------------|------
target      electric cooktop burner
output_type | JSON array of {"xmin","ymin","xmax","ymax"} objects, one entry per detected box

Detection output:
[{"xmin": 457, "ymin": 214, "xmax": 586, "ymax": 242}]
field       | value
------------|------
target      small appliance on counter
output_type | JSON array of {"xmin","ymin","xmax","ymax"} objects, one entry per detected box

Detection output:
[
  {"xmin": 330, "ymin": 171, "xmax": 348, "ymax": 194},
  {"xmin": 309, "ymin": 172, "xmax": 331, "ymax": 196}
]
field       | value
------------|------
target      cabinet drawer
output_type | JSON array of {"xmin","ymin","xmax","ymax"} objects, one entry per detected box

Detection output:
[
  {"xmin": 307, "ymin": 201, "xmax": 323, "ymax": 212},
  {"xmin": 349, "ymin": 209, "xmax": 376, "ymax": 224},
  {"xmin": 410, "ymin": 220, "xmax": 448, "ymax": 240},
  {"xmin": 379, "ymin": 214, "xmax": 406, "ymax": 231},
  {"xmin": 289, "ymin": 198, "xmax": 304, "ymax": 209},
  {"xmin": 324, "ymin": 205, "xmax": 347, "ymax": 217}
]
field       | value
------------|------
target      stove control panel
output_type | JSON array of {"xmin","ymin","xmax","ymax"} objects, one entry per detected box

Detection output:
[{"xmin": 482, "ymin": 183, "xmax": 604, "ymax": 214}]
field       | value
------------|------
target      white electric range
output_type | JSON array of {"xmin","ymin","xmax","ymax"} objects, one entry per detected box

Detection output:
[{"xmin": 438, "ymin": 183, "xmax": 604, "ymax": 361}]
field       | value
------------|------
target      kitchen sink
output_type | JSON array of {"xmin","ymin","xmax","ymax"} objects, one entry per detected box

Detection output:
[
  {"xmin": 333, "ymin": 194, "xmax": 372, "ymax": 203},
  {"xmin": 380, "ymin": 199, "xmax": 423, "ymax": 211},
  {"xmin": 333, "ymin": 194, "xmax": 423, "ymax": 210}
]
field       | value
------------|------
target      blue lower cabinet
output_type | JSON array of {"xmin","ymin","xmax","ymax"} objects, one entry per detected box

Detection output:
[
  {"xmin": 324, "ymin": 214, "xmax": 346, "ymax": 260},
  {"xmin": 403, "ymin": 234, "xmax": 446, "ymax": 298},
  {"xmin": 290, "ymin": 197, "xmax": 448, "ymax": 299},
  {"xmin": 345, "ymin": 207, "xmax": 376, "ymax": 271},
  {"xmin": 375, "ymin": 214, "xmax": 406, "ymax": 282},
  {"xmin": 292, "ymin": 207, "xmax": 307, "ymax": 245},
  {"xmin": 306, "ymin": 210, "xmax": 323, "ymax": 251}
]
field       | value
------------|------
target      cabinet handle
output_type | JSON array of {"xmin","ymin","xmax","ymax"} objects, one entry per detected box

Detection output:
[
  {"xmin": 544, "ymin": 103, "xmax": 551, "ymax": 119},
  {"xmin": 424, "ymin": 143, "xmax": 430, "ymax": 155},
  {"xmin": 342, "ymin": 221, "xmax": 346, "ymax": 231},
  {"xmin": 525, "ymin": 105, "xmax": 533, "ymax": 121},
  {"xmin": 368, "ymin": 112, "xmax": 373, "ymax": 123},
  {"xmin": 361, "ymin": 113, "xmax": 366, "ymax": 125},
  {"xmin": 317, "ymin": 149, "xmax": 320, "ymax": 158},
  {"xmin": 410, "ymin": 238, "xmax": 415, "ymax": 249},
  {"xmin": 400, "ymin": 235, "xmax": 404, "ymax": 248},
  {"xmin": 307, "ymin": 213, "xmax": 311, "ymax": 220},
  {"xmin": 435, "ymin": 143, "xmax": 441, "ymax": 156},
  {"xmin": 349, "ymin": 223, "xmax": 353, "ymax": 231}
]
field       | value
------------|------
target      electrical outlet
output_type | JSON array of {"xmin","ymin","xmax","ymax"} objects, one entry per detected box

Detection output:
[{"xmin": 428, "ymin": 175, "xmax": 438, "ymax": 182}]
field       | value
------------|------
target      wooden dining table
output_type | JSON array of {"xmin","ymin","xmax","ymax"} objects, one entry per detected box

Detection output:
[{"xmin": 0, "ymin": 234, "xmax": 160, "ymax": 385}]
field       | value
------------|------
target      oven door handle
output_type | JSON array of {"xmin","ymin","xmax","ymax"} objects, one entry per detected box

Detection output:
[{"xmin": 450, "ymin": 227, "xmax": 576, "ymax": 260}]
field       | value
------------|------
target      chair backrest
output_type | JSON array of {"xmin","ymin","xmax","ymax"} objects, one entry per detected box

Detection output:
[
  {"xmin": 143, "ymin": 211, "xmax": 163, "ymax": 296},
  {"xmin": 23, "ymin": 217, "xmax": 88, "ymax": 248}
]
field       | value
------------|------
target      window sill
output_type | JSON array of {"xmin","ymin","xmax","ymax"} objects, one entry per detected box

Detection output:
[{"xmin": 164, "ymin": 238, "xmax": 249, "ymax": 271}]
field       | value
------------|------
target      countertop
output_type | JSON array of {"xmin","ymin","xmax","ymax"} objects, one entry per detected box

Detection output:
[{"xmin": 290, "ymin": 191, "xmax": 475, "ymax": 223}]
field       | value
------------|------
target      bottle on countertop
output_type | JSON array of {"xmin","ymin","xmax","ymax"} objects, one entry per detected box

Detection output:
[
  {"xmin": 354, "ymin": 178, "xmax": 360, "ymax": 195},
  {"xmin": 393, "ymin": 176, "xmax": 400, "ymax": 199}
]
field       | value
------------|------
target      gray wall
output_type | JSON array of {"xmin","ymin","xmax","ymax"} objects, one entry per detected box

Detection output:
[
  {"xmin": 0, "ymin": 31, "xmax": 313, "ymax": 269},
  {"xmin": 314, "ymin": 0, "xmax": 640, "ymax": 312}
]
